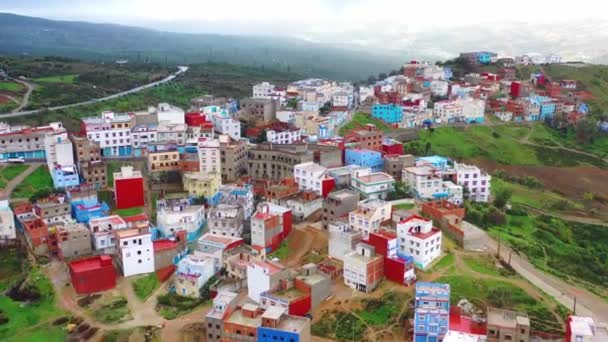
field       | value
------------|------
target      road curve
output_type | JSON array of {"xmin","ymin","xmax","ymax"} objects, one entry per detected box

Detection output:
[
  {"xmin": 9, "ymin": 77, "xmax": 36, "ymax": 113},
  {"xmin": 0, "ymin": 66, "xmax": 189, "ymax": 118}
]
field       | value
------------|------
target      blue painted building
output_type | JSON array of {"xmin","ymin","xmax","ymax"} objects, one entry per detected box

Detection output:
[
  {"xmin": 414, "ymin": 282, "xmax": 451, "ymax": 342},
  {"xmin": 372, "ymin": 104, "xmax": 403, "ymax": 124},
  {"xmin": 257, "ymin": 307, "xmax": 310, "ymax": 342},
  {"xmin": 415, "ymin": 155, "xmax": 450, "ymax": 170},
  {"xmin": 345, "ymin": 149, "xmax": 383, "ymax": 172},
  {"xmin": 51, "ymin": 165, "xmax": 80, "ymax": 189},
  {"xmin": 72, "ymin": 200, "xmax": 111, "ymax": 224},
  {"xmin": 478, "ymin": 52, "xmax": 493, "ymax": 64}
]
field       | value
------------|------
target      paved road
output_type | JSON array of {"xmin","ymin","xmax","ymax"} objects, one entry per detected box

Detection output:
[
  {"xmin": 0, "ymin": 66, "xmax": 188, "ymax": 118},
  {"xmin": 9, "ymin": 77, "xmax": 36, "ymax": 113},
  {"xmin": 463, "ymin": 220, "xmax": 608, "ymax": 323}
]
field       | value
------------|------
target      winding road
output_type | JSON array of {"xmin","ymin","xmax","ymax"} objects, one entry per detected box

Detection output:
[
  {"xmin": 0, "ymin": 66, "xmax": 188, "ymax": 118},
  {"xmin": 9, "ymin": 77, "xmax": 36, "ymax": 113}
]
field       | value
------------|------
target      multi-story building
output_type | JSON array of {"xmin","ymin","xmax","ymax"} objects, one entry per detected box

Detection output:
[
  {"xmin": 343, "ymin": 242, "xmax": 384, "ymax": 293},
  {"xmin": 219, "ymin": 135, "xmax": 248, "ymax": 183},
  {"xmin": 248, "ymin": 143, "xmax": 342, "ymax": 181},
  {"xmin": 0, "ymin": 122, "xmax": 65, "ymax": 160},
  {"xmin": 372, "ymin": 104, "xmax": 403, "ymax": 124},
  {"xmin": 350, "ymin": 172, "xmax": 395, "ymax": 200},
  {"xmin": 276, "ymin": 191, "xmax": 323, "ymax": 222},
  {"xmin": 56, "ymin": 222, "xmax": 92, "ymax": 259},
  {"xmin": 44, "ymin": 129, "xmax": 78, "ymax": 188},
  {"xmin": 430, "ymin": 80, "xmax": 449, "ymax": 97},
  {"xmin": 328, "ymin": 220, "xmax": 362, "ymax": 261},
  {"xmin": 367, "ymin": 230, "xmax": 416, "ymax": 285},
  {"xmin": 197, "ymin": 137, "xmax": 221, "ymax": 174},
  {"xmin": 113, "ymin": 166, "xmax": 145, "ymax": 210},
  {"xmin": 565, "ymin": 316, "xmax": 608, "ymax": 342},
  {"xmin": 68, "ymin": 255, "xmax": 117, "ymax": 294},
  {"xmin": 34, "ymin": 195, "xmax": 71, "ymax": 225},
  {"xmin": 70, "ymin": 135, "xmax": 106, "ymax": 189},
  {"xmin": 197, "ymin": 233, "xmax": 244, "ymax": 273},
  {"xmin": 345, "ymin": 124, "xmax": 383, "ymax": 151},
  {"xmin": 0, "ymin": 193, "xmax": 16, "ymax": 240},
  {"xmin": 178, "ymin": 152, "xmax": 200, "ymax": 173},
  {"xmin": 209, "ymin": 184, "xmax": 255, "ymax": 219},
  {"xmin": 266, "ymin": 126, "xmax": 302, "ymax": 145},
  {"xmin": 396, "ymin": 215, "xmax": 442, "ymax": 269},
  {"xmin": 321, "ymin": 189, "xmax": 359, "ymax": 230},
  {"xmin": 205, "ymin": 106, "xmax": 241, "ymax": 140},
  {"xmin": 345, "ymin": 148, "xmax": 383, "ymax": 172},
  {"xmin": 348, "ymin": 199, "xmax": 391, "ymax": 239},
  {"xmin": 156, "ymin": 195, "xmax": 205, "ymax": 241},
  {"xmin": 205, "ymin": 291, "xmax": 239, "ymax": 342},
  {"xmin": 156, "ymin": 102, "xmax": 185, "ymax": 125},
  {"xmin": 147, "ymin": 145, "xmax": 180, "ymax": 173},
  {"xmin": 81, "ymin": 111, "xmax": 133, "ymax": 156},
  {"xmin": 156, "ymin": 121, "xmax": 187, "ymax": 144},
  {"xmin": 247, "ymin": 260, "xmax": 287, "ymax": 303},
  {"xmin": 240, "ymin": 98, "xmax": 278, "ymax": 122},
  {"xmin": 182, "ymin": 172, "xmax": 221, "ymax": 199},
  {"xmin": 185, "ymin": 111, "xmax": 215, "ymax": 141},
  {"xmin": 525, "ymin": 95, "xmax": 556, "ymax": 120},
  {"xmin": 331, "ymin": 91, "xmax": 350, "ymax": 108},
  {"xmin": 224, "ymin": 246, "xmax": 260, "ymax": 284},
  {"xmin": 21, "ymin": 217, "xmax": 49, "ymax": 256},
  {"xmin": 433, "ymin": 98, "xmax": 485, "ymax": 123},
  {"xmin": 414, "ymin": 282, "xmax": 451, "ymax": 342},
  {"xmin": 486, "ymin": 307, "xmax": 530, "ymax": 342},
  {"xmin": 223, "ymin": 303, "xmax": 263, "ymax": 341},
  {"xmin": 403, "ymin": 165, "xmax": 463, "ymax": 204},
  {"xmin": 293, "ymin": 162, "xmax": 336, "ymax": 198},
  {"xmin": 115, "ymin": 226, "xmax": 154, "ymax": 277},
  {"xmin": 175, "ymin": 251, "xmax": 215, "ymax": 297},
  {"xmin": 257, "ymin": 306, "xmax": 312, "ymax": 342},
  {"xmin": 207, "ymin": 204, "xmax": 245, "ymax": 238},
  {"xmin": 88, "ymin": 215, "xmax": 128, "ymax": 252},
  {"xmin": 131, "ymin": 123, "xmax": 158, "ymax": 151},
  {"xmin": 453, "ymin": 163, "xmax": 491, "ymax": 202},
  {"xmin": 251, "ymin": 208, "xmax": 283, "ymax": 254},
  {"xmin": 383, "ymin": 154, "xmax": 415, "ymax": 180},
  {"xmin": 253, "ymin": 82, "xmax": 276, "ymax": 98}
]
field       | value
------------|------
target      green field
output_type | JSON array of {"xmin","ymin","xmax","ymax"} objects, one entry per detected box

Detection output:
[
  {"xmin": 0, "ymin": 268, "xmax": 67, "ymax": 341},
  {"xmin": 0, "ymin": 81, "xmax": 24, "ymax": 92},
  {"xmin": 491, "ymin": 177, "xmax": 581, "ymax": 212},
  {"xmin": 339, "ymin": 112, "xmax": 391, "ymax": 135},
  {"xmin": 10, "ymin": 165, "xmax": 54, "ymax": 199},
  {"xmin": 115, "ymin": 206, "xmax": 144, "ymax": 218},
  {"xmin": 132, "ymin": 273, "xmax": 160, "ymax": 301},
  {"xmin": 33, "ymin": 74, "xmax": 78, "ymax": 83},
  {"xmin": 268, "ymin": 239, "xmax": 290, "ymax": 260},
  {"xmin": 393, "ymin": 203, "xmax": 415, "ymax": 210},
  {"xmin": 94, "ymin": 296, "xmax": 132, "ymax": 323}
]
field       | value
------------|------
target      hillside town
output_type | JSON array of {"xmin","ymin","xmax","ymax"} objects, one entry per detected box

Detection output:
[{"xmin": 0, "ymin": 51, "xmax": 606, "ymax": 342}]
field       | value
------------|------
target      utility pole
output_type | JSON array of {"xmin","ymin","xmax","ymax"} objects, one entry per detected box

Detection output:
[
  {"xmin": 573, "ymin": 296, "xmax": 577, "ymax": 314},
  {"xmin": 508, "ymin": 250, "xmax": 512, "ymax": 265},
  {"xmin": 497, "ymin": 237, "xmax": 501, "ymax": 259}
]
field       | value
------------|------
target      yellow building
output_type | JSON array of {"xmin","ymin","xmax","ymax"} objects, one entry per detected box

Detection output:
[{"xmin": 183, "ymin": 172, "xmax": 221, "ymax": 198}]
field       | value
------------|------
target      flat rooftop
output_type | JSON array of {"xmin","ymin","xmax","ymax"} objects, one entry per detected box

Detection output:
[
  {"xmin": 226, "ymin": 308, "xmax": 262, "ymax": 328},
  {"xmin": 328, "ymin": 189, "xmax": 357, "ymax": 200},
  {"xmin": 487, "ymin": 307, "xmax": 529, "ymax": 328},
  {"xmin": 354, "ymin": 172, "xmax": 394, "ymax": 184},
  {"xmin": 89, "ymin": 215, "xmax": 126, "ymax": 226},
  {"xmin": 69, "ymin": 255, "xmax": 113, "ymax": 273},
  {"xmin": 262, "ymin": 306, "xmax": 286, "ymax": 320},
  {"xmin": 115, "ymin": 228, "xmax": 148, "ymax": 239}
]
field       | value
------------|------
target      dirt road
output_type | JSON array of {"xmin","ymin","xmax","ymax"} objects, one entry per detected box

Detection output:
[
  {"xmin": 4, "ymin": 162, "xmax": 42, "ymax": 196},
  {"xmin": 9, "ymin": 78, "xmax": 35, "ymax": 113}
]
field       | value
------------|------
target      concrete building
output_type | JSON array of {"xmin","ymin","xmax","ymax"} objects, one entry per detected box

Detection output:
[
  {"xmin": 321, "ymin": 189, "xmax": 359, "ymax": 230},
  {"xmin": 486, "ymin": 308, "xmax": 530, "ymax": 342},
  {"xmin": 565, "ymin": 316, "xmax": 608, "ymax": 342},
  {"xmin": 205, "ymin": 106, "xmax": 241, "ymax": 140},
  {"xmin": 209, "ymin": 184, "xmax": 255, "ymax": 219},
  {"xmin": 197, "ymin": 137, "xmax": 221, "ymax": 174},
  {"xmin": 367, "ymin": 230, "xmax": 416, "ymax": 286},
  {"xmin": 88, "ymin": 215, "xmax": 128, "ymax": 252},
  {"xmin": 348, "ymin": 199, "xmax": 391, "ymax": 239},
  {"xmin": 453, "ymin": 163, "xmax": 491, "ymax": 202},
  {"xmin": 156, "ymin": 102, "xmax": 185, "ymax": 125},
  {"xmin": 247, "ymin": 143, "xmax": 342, "ymax": 181},
  {"xmin": 205, "ymin": 291, "xmax": 239, "ymax": 342},
  {"xmin": 153, "ymin": 231, "xmax": 188, "ymax": 271},
  {"xmin": 0, "ymin": 193, "xmax": 16, "ymax": 240},
  {"xmin": 396, "ymin": 215, "xmax": 442, "ymax": 269},
  {"xmin": 115, "ymin": 227, "xmax": 154, "ymax": 277},
  {"xmin": 207, "ymin": 204, "xmax": 245, "ymax": 238},
  {"xmin": 197, "ymin": 234, "xmax": 244, "ymax": 273},
  {"xmin": 257, "ymin": 307, "xmax": 311, "ymax": 342},
  {"xmin": 328, "ymin": 220, "xmax": 362, "ymax": 261},
  {"xmin": 0, "ymin": 122, "xmax": 65, "ymax": 160},
  {"xmin": 403, "ymin": 165, "xmax": 463, "ymax": 204},
  {"xmin": 113, "ymin": 166, "xmax": 145, "ymax": 210},
  {"xmin": 241, "ymin": 98, "xmax": 278, "ymax": 122},
  {"xmin": 247, "ymin": 260, "xmax": 287, "ymax": 303},
  {"xmin": 276, "ymin": 111, "xmax": 296, "ymax": 124},
  {"xmin": 433, "ymin": 98, "xmax": 485, "ymax": 124},
  {"xmin": 223, "ymin": 303, "xmax": 263, "ymax": 341},
  {"xmin": 81, "ymin": 111, "xmax": 133, "ymax": 156},
  {"xmin": 45, "ymin": 130, "xmax": 79, "ymax": 189},
  {"xmin": 68, "ymin": 255, "xmax": 117, "ymax": 294},
  {"xmin": 266, "ymin": 127, "xmax": 302, "ymax": 145},
  {"xmin": 183, "ymin": 172, "xmax": 221, "ymax": 199},
  {"xmin": 147, "ymin": 146, "xmax": 180, "ymax": 173},
  {"xmin": 253, "ymin": 82, "xmax": 276, "ymax": 98},
  {"xmin": 350, "ymin": 172, "xmax": 395, "ymax": 200},
  {"xmin": 345, "ymin": 124, "xmax": 383, "ymax": 151},
  {"xmin": 343, "ymin": 242, "xmax": 384, "ymax": 293},
  {"xmin": 384, "ymin": 154, "xmax": 415, "ymax": 180},
  {"xmin": 295, "ymin": 263, "xmax": 331, "ymax": 309},
  {"xmin": 70, "ymin": 135, "xmax": 106, "ymax": 189},
  {"xmin": 251, "ymin": 208, "xmax": 283, "ymax": 254},
  {"xmin": 219, "ymin": 135, "xmax": 248, "ymax": 183},
  {"xmin": 372, "ymin": 104, "xmax": 403, "ymax": 124},
  {"xmin": 34, "ymin": 195, "xmax": 71, "ymax": 225},
  {"xmin": 156, "ymin": 121, "xmax": 187, "ymax": 144},
  {"xmin": 414, "ymin": 282, "xmax": 451, "ymax": 342},
  {"xmin": 293, "ymin": 162, "xmax": 336, "ymax": 198},
  {"xmin": 131, "ymin": 123, "xmax": 158, "ymax": 151},
  {"xmin": 57, "ymin": 222, "xmax": 92, "ymax": 259},
  {"xmin": 156, "ymin": 195, "xmax": 205, "ymax": 241},
  {"xmin": 185, "ymin": 112, "xmax": 215, "ymax": 141},
  {"xmin": 276, "ymin": 191, "xmax": 323, "ymax": 222},
  {"xmin": 345, "ymin": 148, "xmax": 383, "ymax": 172},
  {"xmin": 175, "ymin": 251, "xmax": 215, "ymax": 297}
]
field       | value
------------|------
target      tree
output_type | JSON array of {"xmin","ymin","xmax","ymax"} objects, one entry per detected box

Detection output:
[
  {"xmin": 377, "ymin": 72, "xmax": 388, "ymax": 80},
  {"xmin": 493, "ymin": 188, "xmax": 513, "ymax": 209},
  {"xmin": 424, "ymin": 142, "xmax": 432, "ymax": 155},
  {"xmin": 485, "ymin": 207, "xmax": 507, "ymax": 226},
  {"xmin": 388, "ymin": 70, "xmax": 399, "ymax": 76},
  {"xmin": 366, "ymin": 75, "xmax": 377, "ymax": 85},
  {"xmin": 199, "ymin": 275, "xmax": 218, "ymax": 301},
  {"xmin": 191, "ymin": 195, "xmax": 207, "ymax": 206}
]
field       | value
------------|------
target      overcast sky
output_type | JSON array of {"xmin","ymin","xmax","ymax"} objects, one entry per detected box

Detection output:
[{"xmin": 2, "ymin": 0, "xmax": 606, "ymax": 37}]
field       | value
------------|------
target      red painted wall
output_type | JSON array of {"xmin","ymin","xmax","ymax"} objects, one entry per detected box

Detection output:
[
  {"xmin": 367, "ymin": 233, "xmax": 389, "ymax": 258},
  {"xmin": 114, "ymin": 177, "xmax": 144, "ymax": 209},
  {"xmin": 384, "ymin": 257, "xmax": 406, "ymax": 284},
  {"xmin": 321, "ymin": 178, "xmax": 336, "ymax": 198},
  {"xmin": 281, "ymin": 210, "xmax": 293, "ymax": 237},
  {"xmin": 289, "ymin": 295, "xmax": 312, "ymax": 316},
  {"xmin": 510, "ymin": 82, "xmax": 521, "ymax": 98},
  {"xmin": 382, "ymin": 143, "xmax": 404, "ymax": 156},
  {"xmin": 69, "ymin": 257, "xmax": 117, "ymax": 294}
]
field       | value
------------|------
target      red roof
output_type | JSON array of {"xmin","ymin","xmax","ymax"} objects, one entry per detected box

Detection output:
[
  {"xmin": 399, "ymin": 214, "xmax": 429, "ymax": 224},
  {"xmin": 153, "ymin": 239, "xmax": 179, "ymax": 252},
  {"xmin": 69, "ymin": 255, "xmax": 113, "ymax": 273},
  {"xmin": 122, "ymin": 213, "xmax": 149, "ymax": 223},
  {"xmin": 449, "ymin": 309, "xmax": 487, "ymax": 335},
  {"xmin": 373, "ymin": 230, "xmax": 397, "ymax": 240}
]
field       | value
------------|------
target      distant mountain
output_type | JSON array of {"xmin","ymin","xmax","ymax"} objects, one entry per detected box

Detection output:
[{"xmin": 0, "ymin": 13, "xmax": 402, "ymax": 81}]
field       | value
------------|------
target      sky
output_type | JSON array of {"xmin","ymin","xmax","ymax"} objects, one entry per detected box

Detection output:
[{"xmin": 1, "ymin": 0, "xmax": 606, "ymax": 37}]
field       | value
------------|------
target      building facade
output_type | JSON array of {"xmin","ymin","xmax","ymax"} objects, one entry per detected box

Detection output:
[
  {"xmin": 343, "ymin": 242, "xmax": 384, "ymax": 293},
  {"xmin": 396, "ymin": 215, "xmax": 442, "ymax": 269},
  {"xmin": 321, "ymin": 189, "xmax": 359, "ymax": 230},
  {"xmin": 414, "ymin": 282, "xmax": 451, "ymax": 342}
]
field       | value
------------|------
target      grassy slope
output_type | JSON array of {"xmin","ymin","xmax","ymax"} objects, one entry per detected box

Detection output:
[
  {"xmin": 33, "ymin": 74, "xmax": 78, "ymax": 83},
  {"xmin": 339, "ymin": 112, "xmax": 391, "ymax": 135},
  {"xmin": 0, "ymin": 81, "xmax": 24, "ymax": 92},
  {"xmin": 11, "ymin": 165, "xmax": 53, "ymax": 199},
  {"xmin": 543, "ymin": 64, "xmax": 608, "ymax": 115}
]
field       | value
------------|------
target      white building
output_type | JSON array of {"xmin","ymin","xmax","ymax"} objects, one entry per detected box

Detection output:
[
  {"xmin": 430, "ymin": 80, "xmax": 449, "ymax": 97},
  {"xmin": 156, "ymin": 121, "xmax": 187, "ymax": 144},
  {"xmin": 156, "ymin": 196, "xmax": 205, "ymax": 241},
  {"xmin": 205, "ymin": 106, "xmax": 241, "ymax": 141},
  {"xmin": 175, "ymin": 251, "xmax": 215, "ymax": 297},
  {"xmin": 88, "ymin": 215, "xmax": 128, "ymax": 252},
  {"xmin": 253, "ymin": 82, "xmax": 276, "ymax": 98},
  {"xmin": 293, "ymin": 162, "xmax": 328, "ymax": 196},
  {"xmin": 246, "ymin": 260, "xmax": 286, "ymax": 303},
  {"xmin": 343, "ymin": 242, "xmax": 384, "ymax": 293},
  {"xmin": 348, "ymin": 199, "xmax": 391, "ymax": 239},
  {"xmin": 566, "ymin": 316, "xmax": 608, "ymax": 342},
  {"xmin": 266, "ymin": 127, "xmax": 302, "ymax": 144},
  {"xmin": 396, "ymin": 215, "xmax": 442, "ymax": 269},
  {"xmin": 197, "ymin": 137, "xmax": 221, "ymax": 174},
  {"xmin": 350, "ymin": 172, "xmax": 395, "ymax": 200},
  {"xmin": 403, "ymin": 166, "xmax": 454, "ymax": 201},
  {"xmin": 328, "ymin": 220, "xmax": 362, "ymax": 261},
  {"xmin": 454, "ymin": 163, "xmax": 491, "ymax": 202},
  {"xmin": 44, "ymin": 130, "xmax": 73, "ymax": 171},
  {"xmin": 279, "ymin": 192, "xmax": 323, "ymax": 221},
  {"xmin": 207, "ymin": 204, "xmax": 244, "ymax": 237},
  {"xmin": 0, "ymin": 194, "xmax": 16, "ymax": 240},
  {"xmin": 331, "ymin": 92, "xmax": 350, "ymax": 108},
  {"xmin": 115, "ymin": 228, "xmax": 155, "ymax": 277},
  {"xmin": 276, "ymin": 111, "xmax": 296, "ymax": 124},
  {"xmin": 433, "ymin": 98, "xmax": 485, "ymax": 123},
  {"xmin": 359, "ymin": 86, "xmax": 375, "ymax": 103},
  {"xmin": 157, "ymin": 103, "xmax": 185, "ymax": 125},
  {"xmin": 131, "ymin": 124, "xmax": 157, "ymax": 149},
  {"xmin": 82, "ymin": 111, "xmax": 133, "ymax": 156}
]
